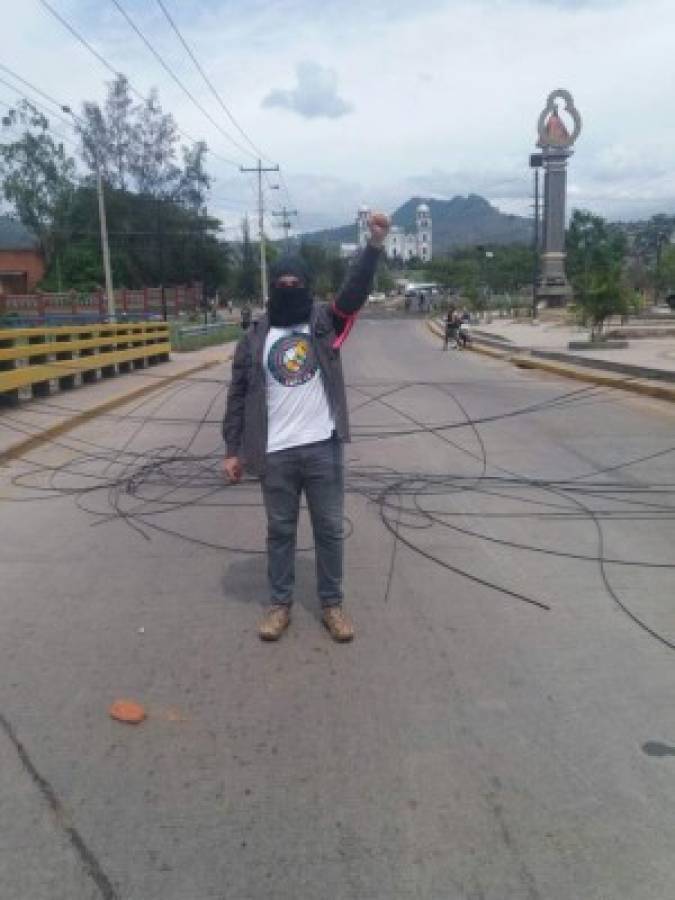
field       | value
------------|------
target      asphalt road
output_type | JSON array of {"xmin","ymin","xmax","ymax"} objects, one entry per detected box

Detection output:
[{"xmin": 1, "ymin": 318, "xmax": 674, "ymax": 900}]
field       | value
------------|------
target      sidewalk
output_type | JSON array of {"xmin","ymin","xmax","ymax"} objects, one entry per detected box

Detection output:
[
  {"xmin": 472, "ymin": 319, "xmax": 675, "ymax": 379},
  {"xmin": 0, "ymin": 345, "xmax": 232, "ymax": 465},
  {"xmin": 428, "ymin": 317, "xmax": 675, "ymax": 403}
]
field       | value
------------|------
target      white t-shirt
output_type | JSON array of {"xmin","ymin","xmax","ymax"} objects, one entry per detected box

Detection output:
[{"xmin": 264, "ymin": 324, "xmax": 335, "ymax": 454}]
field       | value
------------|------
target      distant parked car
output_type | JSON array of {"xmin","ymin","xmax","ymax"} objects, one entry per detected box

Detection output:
[{"xmin": 368, "ymin": 292, "xmax": 386, "ymax": 303}]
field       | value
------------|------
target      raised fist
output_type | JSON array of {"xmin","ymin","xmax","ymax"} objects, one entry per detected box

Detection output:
[{"xmin": 368, "ymin": 212, "xmax": 390, "ymax": 248}]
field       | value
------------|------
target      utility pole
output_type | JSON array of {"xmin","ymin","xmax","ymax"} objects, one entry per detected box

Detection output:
[
  {"xmin": 96, "ymin": 169, "xmax": 115, "ymax": 322},
  {"xmin": 201, "ymin": 205, "xmax": 208, "ymax": 327},
  {"xmin": 63, "ymin": 105, "xmax": 115, "ymax": 320},
  {"xmin": 272, "ymin": 207, "xmax": 298, "ymax": 252},
  {"xmin": 158, "ymin": 198, "xmax": 167, "ymax": 321},
  {"xmin": 530, "ymin": 153, "xmax": 543, "ymax": 319},
  {"xmin": 240, "ymin": 159, "xmax": 279, "ymax": 306}
]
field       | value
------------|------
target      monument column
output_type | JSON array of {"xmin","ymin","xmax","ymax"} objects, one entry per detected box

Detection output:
[
  {"xmin": 540, "ymin": 147, "xmax": 572, "ymax": 295},
  {"xmin": 534, "ymin": 89, "xmax": 582, "ymax": 307}
]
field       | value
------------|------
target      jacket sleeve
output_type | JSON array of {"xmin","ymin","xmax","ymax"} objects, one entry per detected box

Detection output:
[
  {"xmin": 222, "ymin": 334, "xmax": 250, "ymax": 457},
  {"xmin": 331, "ymin": 244, "xmax": 383, "ymax": 345}
]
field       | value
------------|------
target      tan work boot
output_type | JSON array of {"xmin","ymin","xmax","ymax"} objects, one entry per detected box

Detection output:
[
  {"xmin": 258, "ymin": 605, "xmax": 291, "ymax": 641},
  {"xmin": 322, "ymin": 605, "xmax": 354, "ymax": 642}
]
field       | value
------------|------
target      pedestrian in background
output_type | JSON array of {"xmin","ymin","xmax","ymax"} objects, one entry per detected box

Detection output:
[{"xmin": 443, "ymin": 306, "xmax": 459, "ymax": 350}]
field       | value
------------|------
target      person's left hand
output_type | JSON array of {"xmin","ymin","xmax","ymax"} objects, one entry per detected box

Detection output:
[{"xmin": 368, "ymin": 212, "xmax": 390, "ymax": 247}]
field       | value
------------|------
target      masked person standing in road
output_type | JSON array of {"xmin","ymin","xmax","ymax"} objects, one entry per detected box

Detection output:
[{"xmin": 222, "ymin": 213, "xmax": 390, "ymax": 642}]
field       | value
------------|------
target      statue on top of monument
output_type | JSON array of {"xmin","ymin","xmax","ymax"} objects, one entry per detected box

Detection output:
[
  {"xmin": 543, "ymin": 104, "xmax": 570, "ymax": 146},
  {"xmin": 537, "ymin": 89, "xmax": 582, "ymax": 149}
]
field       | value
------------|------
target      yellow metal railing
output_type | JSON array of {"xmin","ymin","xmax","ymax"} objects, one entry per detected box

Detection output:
[{"xmin": 0, "ymin": 322, "xmax": 171, "ymax": 401}]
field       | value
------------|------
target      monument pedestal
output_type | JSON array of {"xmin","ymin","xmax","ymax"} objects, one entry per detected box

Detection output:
[
  {"xmin": 537, "ymin": 285, "xmax": 572, "ymax": 308},
  {"xmin": 537, "ymin": 249, "xmax": 572, "ymax": 307}
]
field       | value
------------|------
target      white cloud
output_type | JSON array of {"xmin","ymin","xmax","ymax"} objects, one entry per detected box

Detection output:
[{"xmin": 262, "ymin": 61, "xmax": 352, "ymax": 119}]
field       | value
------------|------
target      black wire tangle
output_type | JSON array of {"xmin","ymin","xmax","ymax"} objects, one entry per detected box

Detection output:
[{"xmin": 2, "ymin": 373, "xmax": 675, "ymax": 651}]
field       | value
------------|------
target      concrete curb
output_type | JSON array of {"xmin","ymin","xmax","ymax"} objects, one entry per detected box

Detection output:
[
  {"xmin": 510, "ymin": 356, "xmax": 675, "ymax": 403},
  {"xmin": 530, "ymin": 349, "xmax": 675, "ymax": 383},
  {"xmin": 0, "ymin": 357, "xmax": 227, "ymax": 466},
  {"xmin": 426, "ymin": 318, "xmax": 675, "ymax": 403}
]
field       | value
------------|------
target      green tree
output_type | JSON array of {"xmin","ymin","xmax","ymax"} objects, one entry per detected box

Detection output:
[
  {"xmin": 566, "ymin": 210, "xmax": 632, "ymax": 335},
  {"xmin": 77, "ymin": 74, "xmax": 134, "ymax": 189},
  {"xmin": 298, "ymin": 241, "xmax": 350, "ymax": 297},
  {"xmin": 428, "ymin": 244, "xmax": 534, "ymax": 304},
  {"xmin": 633, "ymin": 214, "xmax": 675, "ymax": 264},
  {"xmin": 2, "ymin": 87, "xmax": 227, "ymax": 301},
  {"xmin": 128, "ymin": 89, "xmax": 181, "ymax": 197},
  {"xmin": 659, "ymin": 245, "xmax": 675, "ymax": 297},
  {"xmin": 237, "ymin": 216, "xmax": 258, "ymax": 300},
  {"xmin": 73, "ymin": 79, "xmax": 224, "ymax": 296},
  {"xmin": 0, "ymin": 101, "xmax": 76, "ymax": 267},
  {"xmin": 178, "ymin": 141, "xmax": 210, "ymax": 212},
  {"xmin": 39, "ymin": 240, "xmax": 102, "ymax": 292}
]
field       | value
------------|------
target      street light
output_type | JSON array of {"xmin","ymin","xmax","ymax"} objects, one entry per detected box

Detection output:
[
  {"xmin": 62, "ymin": 105, "xmax": 116, "ymax": 322},
  {"xmin": 529, "ymin": 152, "xmax": 543, "ymax": 319}
]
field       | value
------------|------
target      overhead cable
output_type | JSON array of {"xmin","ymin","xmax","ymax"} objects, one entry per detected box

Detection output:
[
  {"xmin": 154, "ymin": 0, "xmax": 272, "ymax": 164},
  {"xmin": 36, "ymin": 0, "xmax": 242, "ymax": 169},
  {"xmin": 109, "ymin": 0, "xmax": 257, "ymax": 162}
]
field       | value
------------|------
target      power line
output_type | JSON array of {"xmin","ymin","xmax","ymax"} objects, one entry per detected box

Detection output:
[
  {"xmin": 38, "ymin": 0, "xmax": 128, "ymax": 90},
  {"xmin": 203, "ymin": 192, "xmax": 250, "ymax": 207},
  {"xmin": 0, "ymin": 63, "xmax": 71, "ymax": 124},
  {"xmin": 36, "ymin": 0, "xmax": 296, "ymax": 209},
  {"xmin": 154, "ymin": 0, "xmax": 271, "ymax": 164},
  {"xmin": 272, "ymin": 206, "xmax": 298, "ymax": 250},
  {"xmin": 0, "ymin": 102, "xmax": 78, "ymax": 150},
  {"xmin": 36, "ymin": 0, "xmax": 242, "ymax": 170},
  {"xmin": 153, "ymin": 0, "xmax": 299, "ymax": 215},
  {"xmin": 108, "ymin": 0, "xmax": 256, "ymax": 162},
  {"xmin": 0, "ymin": 79, "xmax": 79, "ymax": 149},
  {"xmin": 278, "ymin": 170, "xmax": 296, "ymax": 217}
]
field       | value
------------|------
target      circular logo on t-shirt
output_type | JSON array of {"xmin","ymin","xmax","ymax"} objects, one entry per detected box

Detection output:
[{"xmin": 267, "ymin": 333, "xmax": 318, "ymax": 387}]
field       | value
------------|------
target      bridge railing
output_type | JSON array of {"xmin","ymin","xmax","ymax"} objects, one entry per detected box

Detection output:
[
  {"xmin": 0, "ymin": 285, "xmax": 202, "ymax": 326},
  {"xmin": 0, "ymin": 321, "xmax": 171, "ymax": 404}
]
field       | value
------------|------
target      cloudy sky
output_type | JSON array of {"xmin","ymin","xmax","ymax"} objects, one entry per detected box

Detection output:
[{"xmin": 3, "ymin": 0, "xmax": 675, "ymax": 238}]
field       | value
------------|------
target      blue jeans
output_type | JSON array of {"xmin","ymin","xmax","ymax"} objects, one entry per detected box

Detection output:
[{"xmin": 261, "ymin": 437, "xmax": 344, "ymax": 607}]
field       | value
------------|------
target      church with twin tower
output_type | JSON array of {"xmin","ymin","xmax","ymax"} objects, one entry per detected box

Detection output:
[{"xmin": 341, "ymin": 203, "xmax": 432, "ymax": 262}]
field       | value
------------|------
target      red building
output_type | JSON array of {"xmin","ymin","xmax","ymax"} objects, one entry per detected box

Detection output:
[{"xmin": 0, "ymin": 216, "xmax": 45, "ymax": 294}]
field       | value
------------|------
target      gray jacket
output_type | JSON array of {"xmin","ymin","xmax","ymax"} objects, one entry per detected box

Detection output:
[{"xmin": 222, "ymin": 244, "xmax": 382, "ymax": 475}]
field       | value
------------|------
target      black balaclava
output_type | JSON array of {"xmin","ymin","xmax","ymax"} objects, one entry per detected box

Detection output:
[{"xmin": 268, "ymin": 255, "xmax": 313, "ymax": 327}]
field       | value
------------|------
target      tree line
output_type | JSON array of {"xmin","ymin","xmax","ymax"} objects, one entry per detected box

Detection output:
[{"xmin": 0, "ymin": 76, "xmax": 228, "ymax": 295}]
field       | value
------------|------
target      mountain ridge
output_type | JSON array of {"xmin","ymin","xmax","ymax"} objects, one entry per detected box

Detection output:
[{"xmin": 299, "ymin": 194, "xmax": 533, "ymax": 252}]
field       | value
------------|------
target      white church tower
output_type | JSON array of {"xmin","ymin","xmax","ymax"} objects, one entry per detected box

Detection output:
[
  {"xmin": 357, "ymin": 206, "xmax": 370, "ymax": 248},
  {"xmin": 416, "ymin": 203, "xmax": 432, "ymax": 261},
  {"xmin": 341, "ymin": 202, "xmax": 433, "ymax": 261}
]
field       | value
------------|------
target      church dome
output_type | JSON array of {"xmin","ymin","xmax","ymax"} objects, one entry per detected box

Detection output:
[
  {"xmin": 358, "ymin": 205, "xmax": 370, "ymax": 214},
  {"xmin": 416, "ymin": 203, "xmax": 430, "ymax": 213}
]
